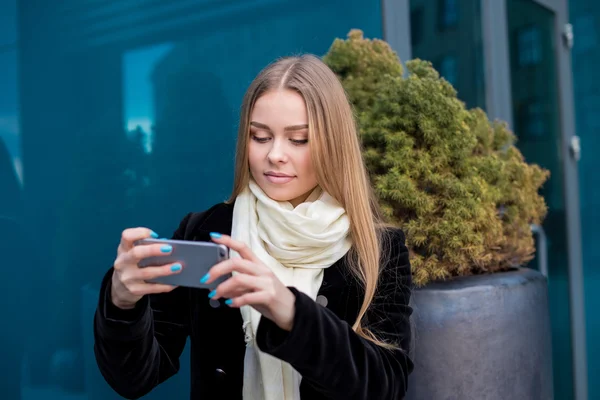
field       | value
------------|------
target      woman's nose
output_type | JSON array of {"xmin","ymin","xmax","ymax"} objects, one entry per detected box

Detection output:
[{"xmin": 267, "ymin": 140, "xmax": 288, "ymax": 163}]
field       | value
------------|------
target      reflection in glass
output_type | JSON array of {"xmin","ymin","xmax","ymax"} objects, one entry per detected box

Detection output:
[
  {"xmin": 438, "ymin": 55, "xmax": 457, "ymax": 87},
  {"xmin": 124, "ymin": 43, "xmax": 174, "ymax": 154},
  {"xmin": 438, "ymin": 0, "xmax": 458, "ymax": 30},
  {"xmin": 0, "ymin": 0, "xmax": 17, "ymax": 46},
  {"xmin": 507, "ymin": 1, "xmax": 572, "ymax": 399},
  {"xmin": 15, "ymin": 0, "xmax": 385, "ymax": 396},
  {"xmin": 517, "ymin": 26, "xmax": 542, "ymax": 66},
  {"xmin": 410, "ymin": 0, "xmax": 485, "ymax": 110},
  {"xmin": 0, "ymin": 50, "xmax": 21, "ymax": 183},
  {"xmin": 0, "ymin": 26, "xmax": 24, "ymax": 399}
]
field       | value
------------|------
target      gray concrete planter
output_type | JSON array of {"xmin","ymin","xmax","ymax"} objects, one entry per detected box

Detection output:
[{"xmin": 406, "ymin": 267, "xmax": 553, "ymax": 400}]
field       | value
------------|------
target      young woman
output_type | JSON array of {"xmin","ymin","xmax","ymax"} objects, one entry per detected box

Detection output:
[{"xmin": 94, "ymin": 54, "xmax": 413, "ymax": 399}]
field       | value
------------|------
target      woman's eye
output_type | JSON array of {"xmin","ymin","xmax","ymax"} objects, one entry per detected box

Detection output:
[
  {"xmin": 290, "ymin": 139, "xmax": 309, "ymax": 145},
  {"xmin": 251, "ymin": 135, "xmax": 270, "ymax": 143}
]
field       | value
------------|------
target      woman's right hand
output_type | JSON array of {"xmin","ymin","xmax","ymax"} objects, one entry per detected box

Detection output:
[{"xmin": 111, "ymin": 227, "xmax": 183, "ymax": 310}]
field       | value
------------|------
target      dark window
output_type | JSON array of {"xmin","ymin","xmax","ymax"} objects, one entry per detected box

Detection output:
[
  {"xmin": 438, "ymin": 0, "xmax": 458, "ymax": 30},
  {"xmin": 438, "ymin": 55, "xmax": 458, "ymax": 86},
  {"xmin": 517, "ymin": 26, "xmax": 542, "ymax": 66},
  {"xmin": 517, "ymin": 99, "xmax": 546, "ymax": 139},
  {"xmin": 410, "ymin": 7, "xmax": 425, "ymax": 46}
]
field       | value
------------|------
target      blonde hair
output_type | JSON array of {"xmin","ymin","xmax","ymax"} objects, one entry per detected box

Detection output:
[{"xmin": 229, "ymin": 55, "xmax": 392, "ymax": 347}]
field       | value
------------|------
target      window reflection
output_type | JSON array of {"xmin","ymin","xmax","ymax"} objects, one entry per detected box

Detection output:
[
  {"xmin": 0, "ymin": 50, "xmax": 21, "ymax": 184},
  {"xmin": 411, "ymin": 7, "xmax": 424, "ymax": 46},
  {"xmin": 14, "ymin": 0, "xmax": 386, "ymax": 397},
  {"xmin": 0, "ymin": 0, "xmax": 17, "ymax": 47},
  {"xmin": 438, "ymin": 0, "xmax": 458, "ymax": 30},
  {"xmin": 116, "ymin": 35, "xmax": 242, "ymax": 250},
  {"xmin": 437, "ymin": 55, "xmax": 457, "ymax": 87},
  {"xmin": 517, "ymin": 26, "xmax": 542, "ymax": 66},
  {"xmin": 410, "ymin": 0, "xmax": 486, "ymax": 110},
  {"xmin": 124, "ymin": 43, "xmax": 174, "ymax": 154},
  {"xmin": 522, "ymin": 100, "xmax": 545, "ymax": 138},
  {"xmin": 0, "ymin": 5, "xmax": 24, "ymax": 399}
]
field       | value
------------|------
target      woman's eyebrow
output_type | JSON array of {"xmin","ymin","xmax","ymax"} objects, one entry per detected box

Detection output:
[
  {"xmin": 250, "ymin": 121, "xmax": 308, "ymax": 132},
  {"xmin": 284, "ymin": 124, "xmax": 309, "ymax": 132}
]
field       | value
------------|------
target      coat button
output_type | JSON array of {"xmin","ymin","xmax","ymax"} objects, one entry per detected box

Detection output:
[
  {"xmin": 215, "ymin": 368, "xmax": 226, "ymax": 381},
  {"xmin": 316, "ymin": 295, "xmax": 328, "ymax": 307}
]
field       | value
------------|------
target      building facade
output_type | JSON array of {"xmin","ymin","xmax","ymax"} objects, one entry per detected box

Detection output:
[{"xmin": 0, "ymin": 0, "xmax": 596, "ymax": 399}]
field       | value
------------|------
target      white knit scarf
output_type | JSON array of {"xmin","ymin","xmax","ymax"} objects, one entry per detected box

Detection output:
[{"xmin": 230, "ymin": 180, "xmax": 352, "ymax": 400}]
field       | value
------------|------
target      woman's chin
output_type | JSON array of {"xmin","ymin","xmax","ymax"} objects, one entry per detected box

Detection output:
[
  {"xmin": 253, "ymin": 178, "xmax": 317, "ymax": 207},
  {"xmin": 263, "ymin": 191, "xmax": 297, "ymax": 203}
]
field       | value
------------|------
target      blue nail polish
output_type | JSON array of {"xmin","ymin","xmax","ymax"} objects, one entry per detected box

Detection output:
[
  {"xmin": 200, "ymin": 273, "xmax": 210, "ymax": 284},
  {"xmin": 225, "ymin": 299, "xmax": 233, "ymax": 305},
  {"xmin": 150, "ymin": 231, "xmax": 159, "ymax": 238},
  {"xmin": 208, "ymin": 290, "xmax": 217, "ymax": 298},
  {"xmin": 210, "ymin": 232, "xmax": 222, "ymax": 239},
  {"xmin": 171, "ymin": 264, "xmax": 182, "ymax": 272},
  {"xmin": 161, "ymin": 245, "xmax": 172, "ymax": 253}
]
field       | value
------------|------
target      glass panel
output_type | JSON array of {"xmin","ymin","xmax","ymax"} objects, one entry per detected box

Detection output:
[
  {"xmin": 6, "ymin": 1, "xmax": 384, "ymax": 398},
  {"xmin": 438, "ymin": 0, "xmax": 459, "ymax": 30},
  {"xmin": 409, "ymin": 0, "xmax": 486, "ymax": 110},
  {"xmin": 0, "ymin": 50, "xmax": 20, "ymax": 173},
  {"xmin": 506, "ymin": 1, "xmax": 573, "ymax": 398},
  {"xmin": 0, "ymin": 4, "xmax": 21, "ymax": 400},
  {"xmin": 0, "ymin": 0, "xmax": 17, "ymax": 47},
  {"xmin": 570, "ymin": 1, "xmax": 600, "ymax": 398}
]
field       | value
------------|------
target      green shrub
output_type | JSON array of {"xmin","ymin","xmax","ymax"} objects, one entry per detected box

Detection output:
[{"xmin": 324, "ymin": 30, "xmax": 549, "ymax": 286}]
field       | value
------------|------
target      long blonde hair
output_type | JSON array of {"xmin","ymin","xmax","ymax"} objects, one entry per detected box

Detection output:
[{"xmin": 229, "ymin": 55, "xmax": 391, "ymax": 347}]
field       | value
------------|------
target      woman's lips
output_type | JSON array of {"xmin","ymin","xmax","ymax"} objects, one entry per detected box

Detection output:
[{"xmin": 264, "ymin": 173, "xmax": 295, "ymax": 184}]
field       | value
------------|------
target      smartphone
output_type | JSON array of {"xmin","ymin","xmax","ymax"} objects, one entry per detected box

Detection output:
[{"xmin": 135, "ymin": 238, "xmax": 230, "ymax": 289}]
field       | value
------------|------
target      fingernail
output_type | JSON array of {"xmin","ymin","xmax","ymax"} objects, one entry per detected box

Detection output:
[
  {"xmin": 208, "ymin": 290, "xmax": 217, "ymax": 298},
  {"xmin": 150, "ymin": 231, "xmax": 159, "ymax": 238},
  {"xmin": 200, "ymin": 273, "xmax": 210, "ymax": 284},
  {"xmin": 171, "ymin": 263, "xmax": 182, "ymax": 272},
  {"xmin": 210, "ymin": 232, "xmax": 222, "ymax": 239},
  {"xmin": 161, "ymin": 245, "xmax": 172, "ymax": 253},
  {"xmin": 225, "ymin": 299, "xmax": 233, "ymax": 306}
]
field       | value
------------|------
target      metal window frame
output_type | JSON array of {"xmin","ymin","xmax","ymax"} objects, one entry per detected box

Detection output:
[
  {"xmin": 381, "ymin": 0, "xmax": 412, "ymax": 65},
  {"xmin": 482, "ymin": 0, "xmax": 514, "ymax": 126},
  {"xmin": 481, "ymin": 1, "xmax": 586, "ymax": 399}
]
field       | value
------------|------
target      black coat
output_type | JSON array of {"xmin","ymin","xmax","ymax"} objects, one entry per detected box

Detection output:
[{"xmin": 93, "ymin": 202, "xmax": 414, "ymax": 399}]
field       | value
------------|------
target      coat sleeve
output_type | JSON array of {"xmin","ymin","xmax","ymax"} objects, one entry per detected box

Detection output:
[
  {"xmin": 255, "ymin": 228, "xmax": 413, "ymax": 399},
  {"xmin": 93, "ymin": 213, "xmax": 194, "ymax": 399}
]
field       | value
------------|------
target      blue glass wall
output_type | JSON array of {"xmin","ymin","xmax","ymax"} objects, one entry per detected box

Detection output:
[
  {"xmin": 570, "ymin": 0, "xmax": 600, "ymax": 398},
  {"xmin": 0, "ymin": 0, "xmax": 383, "ymax": 398},
  {"xmin": 0, "ymin": 1, "xmax": 24, "ymax": 399}
]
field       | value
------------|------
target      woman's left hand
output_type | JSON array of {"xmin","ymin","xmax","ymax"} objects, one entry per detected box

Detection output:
[{"xmin": 204, "ymin": 233, "xmax": 296, "ymax": 331}]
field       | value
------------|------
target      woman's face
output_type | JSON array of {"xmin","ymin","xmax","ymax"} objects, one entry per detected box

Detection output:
[{"xmin": 248, "ymin": 89, "xmax": 318, "ymax": 207}]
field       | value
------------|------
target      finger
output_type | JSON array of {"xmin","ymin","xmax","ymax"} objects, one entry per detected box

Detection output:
[
  {"xmin": 210, "ymin": 233, "xmax": 258, "ymax": 262},
  {"xmin": 213, "ymin": 287, "xmax": 253, "ymax": 302},
  {"xmin": 129, "ymin": 242, "xmax": 174, "ymax": 263},
  {"xmin": 213, "ymin": 274, "xmax": 266, "ymax": 300},
  {"xmin": 128, "ymin": 282, "xmax": 178, "ymax": 296},
  {"xmin": 120, "ymin": 227, "xmax": 159, "ymax": 249},
  {"xmin": 135, "ymin": 262, "xmax": 183, "ymax": 282},
  {"xmin": 205, "ymin": 258, "xmax": 258, "ymax": 284},
  {"xmin": 226, "ymin": 291, "xmax": 270, "ymax": 308}
]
